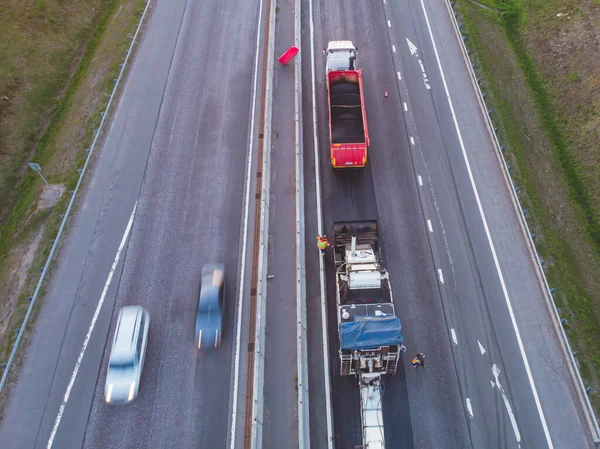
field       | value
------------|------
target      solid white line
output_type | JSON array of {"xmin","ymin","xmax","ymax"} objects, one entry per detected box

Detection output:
[
  {"xmin": 47, "ymin": 203, "xmax": 137, "ymax": 449},
  {"xmin": 419, "ymin": 0, "xmax": 553, "ymax": 446},
  {"xmin": 392, "ymin": 44, "xmax": 396, "ymax": 53},
  {"xmin": 418, "ymin": 175, "xmax": 423, "ymax": 186},
  {"xmin": 427, "ymin": 219, "xmax": 433, "ymax": 233},
  {"xmin": 403, "ymin": 102, "xmax": 408, "ymax": 111},
  {"xmin": 437, "ymin": 268, "xmax": 444, "ymax": 284},
  {"xmin": 229, "ymin": 0, "xmax": 265, "ymax": 444},
  {"xmin": 478, "ymin": 340, "xmax": 487, "ymax": 355},
  {"xmin": 410, "ymin": 136, "xmax": 415, "ymax": 145},
  {"xmin": 309, "ymin": 0, "xmax": 334, "ymax": 445},
  {"xmin": 451, "ymin": 328, "xmax": 458, "ymax": 345},
  {"xmin": 387, "ymin": 20, "xmax": 391, "ymax": 28},
  {"xmin": 397, "ymin": 71, "xmax": 402, "ymax": 80},
  {"xmin": 466, "ymin": 398, "xmax": 473, "ymax": 417}
]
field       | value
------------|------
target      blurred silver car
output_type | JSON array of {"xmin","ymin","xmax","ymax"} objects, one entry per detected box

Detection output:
[
  {"xmin": 195, "ymin": 264, "xmax": 225, "ymax": 349},
  {"xmin": 104, "ymin": 305, "xmax": 150, "ymax": 405}
]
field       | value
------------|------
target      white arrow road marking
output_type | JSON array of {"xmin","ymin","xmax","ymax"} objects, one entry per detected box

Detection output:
[
  {"xmin": 406, "ymin": 37, "xmax": 431, "ymax": 89},
  {"xmin": 478, "ymin": 340, "xmax": 486, "ymax": 355},
  {"xmin": 466, "ymin": 398, "xmax": 473, "ymax": 418},
  {"xmin": 406, "ymin": 37, "xmax": 418, "ymax": 55},
  {"xmin": 491, "ymin": 364, "xmax": 522, "ymax": 444}
]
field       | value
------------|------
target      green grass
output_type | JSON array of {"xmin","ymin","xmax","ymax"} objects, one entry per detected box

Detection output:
[
  {"xmin": 498, "ymin": 0, "xmax": 600, "ymax": 253},
  {"xmin": 455, "ymin": 0, "xmax": 600, "ymax": 412}
]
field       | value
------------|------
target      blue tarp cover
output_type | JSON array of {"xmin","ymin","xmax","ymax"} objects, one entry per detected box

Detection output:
[{"xmin": 339, "ymin": 316, "xmax": 403, "ymax": 350}]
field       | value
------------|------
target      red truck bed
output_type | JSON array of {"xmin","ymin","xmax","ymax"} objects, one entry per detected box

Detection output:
[{"xmin": 327, "ymin": 70, "xmax": 370, "ymax": 168}]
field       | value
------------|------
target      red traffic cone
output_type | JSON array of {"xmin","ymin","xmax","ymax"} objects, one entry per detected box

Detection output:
[{"xmin": 384, "ymin": 91, "xmax": 388, "ymax": 98}]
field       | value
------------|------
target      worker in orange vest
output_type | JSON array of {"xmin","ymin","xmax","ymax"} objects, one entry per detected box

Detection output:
[
  {"xmin": 412, "ymin": 353, "xmax": 426, "ymax": 368},
  {"xmin": 317, "ymin": 235, "xmax": 330, "ymax": 254}
]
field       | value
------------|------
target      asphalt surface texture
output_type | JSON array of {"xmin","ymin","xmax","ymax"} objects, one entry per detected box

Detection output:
[
  {"xmin": 262, "ymin": 0, "xmax": 299, "ymax": 447},
  {"xmin": 303, "ymin": 0, "xmax": 595, "ymax": 448},
  {"xmin": 0, "ymin": 0, "xmax": 596, "ymax": 447},
  {"xmin": 0, "ymin": 0, "xmax": 263, "ymax": 448}
]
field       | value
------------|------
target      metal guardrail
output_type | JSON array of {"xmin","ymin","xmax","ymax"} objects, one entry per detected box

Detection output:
[
  {"xmin": 443, "ymin": 0, "xmax": 600, "ymax": 443},
  {"xmin": 0, "ymin": 0, "xmax": 152, "ymax": 392},
  {"xmin": 249, "ymin": 0, "xmax": 277, "ymax": 445}
]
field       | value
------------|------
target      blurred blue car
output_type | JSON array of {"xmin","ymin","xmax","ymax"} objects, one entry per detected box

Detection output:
[{"xmin": 195, "ymin": 264, "xmax": 225, "ymax": 349}]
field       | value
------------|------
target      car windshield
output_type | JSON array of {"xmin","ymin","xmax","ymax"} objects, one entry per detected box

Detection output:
[
  {"xmin": 109, "ymin": 358, "xmax": 135, "ymax": 371},
  {"xmin": 198, "ymin": 301, "xmax": 220, "ymax": 318}
]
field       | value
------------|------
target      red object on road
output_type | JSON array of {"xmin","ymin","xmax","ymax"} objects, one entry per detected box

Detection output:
[{"xmin": 278, "ymin": 46, "xmax": 299, "ymax": 65}]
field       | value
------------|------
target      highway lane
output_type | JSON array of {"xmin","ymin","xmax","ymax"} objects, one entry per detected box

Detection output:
[
  {"xmin": 262, "ymin": 0, "xmax": 299, "ymax": 446},
  {"xmin": 0, "ymin": 0, "xmax": 263, "ymax": 448},
  {"xmin": 381, "ymin": 0, "xmax": 594, "ymax": 447},
  {"xmin": 82, "ymin": 0, "xmax": 262, "ymax": 448},
  {"xmin": 303, "ymin": 0, "xmax": 471, "ymax": 447}
]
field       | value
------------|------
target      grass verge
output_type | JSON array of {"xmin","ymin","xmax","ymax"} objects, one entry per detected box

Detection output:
[{"xmin": 454, "ymin": 0, "xmax": 600, "ymax": 413}]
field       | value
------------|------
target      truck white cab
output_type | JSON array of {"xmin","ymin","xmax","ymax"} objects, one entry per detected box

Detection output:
[{"xmin": 324, "ymin": 40, "xmax": 358, "ymax": 72}]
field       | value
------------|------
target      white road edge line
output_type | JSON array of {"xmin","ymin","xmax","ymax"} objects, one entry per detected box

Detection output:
[
  {"xmin": 410, "ymin": 136, "xmax": 415, "ymax": 145},
  {"xmin": 437, "ymin": 268, "xmax": 445, "ymax": 284},
  {"xmin": 418, "ymin": 175, "xmax": 423, "ymax": 186},
  {"xmin": 427, "ymin": 219, "xmax": 433, "ymax": 233},
  {"xmin": 403, "ymin": 102, "xmax": 408, "ymax": 111},
  {"xmin": 47, "ymin": 202, "xmax": 138, "ymax": 449},
  {"xmin": 397, "ymin": 71, "xmax": 402, "ymax": 80},
  {"xmin": 308, "ymin": 0, "xmax": 335, "ymax": 445},
  {"xmin": 451, "ymin": 328, "xmax": 458, "ymax": 345},
  {"xmin": 466, "ymin": 398, "xmax": 473, "ymax": 417},
  {"xmin": 418, "ymin": 0, "xmax": 553, "ymax": 446},
  {"xmin": 392, "ymin": 44, "xmax": 396, "ymax": 52},
  {"xmin": 387, "ymin": 20, "xmax": 391, "ymax": 28},
  {"xmin": 229, "ymin": 0, "xmax": 265, "ymax": 444}
]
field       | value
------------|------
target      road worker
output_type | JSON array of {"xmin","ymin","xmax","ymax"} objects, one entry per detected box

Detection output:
[
  {"xmin": 412, "ymin": 352, "xmax": 425, "ymax": 368},
  {"xmin": 317, "ymin": 235, "xmax": 330, "ymax": 254}
]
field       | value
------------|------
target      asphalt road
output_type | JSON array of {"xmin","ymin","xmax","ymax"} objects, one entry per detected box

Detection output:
[
  {"xmin": 1, "ymin": 0, "xmax": 595, "ymax": 447},
  {"xmin": 303, "ymin": 0, "xmax": 469, "ymax": 447},
  {"xmin": 387, "ymin": 0, "xmax": 594, "ymax": 447},
  {"xmin": 304, "ymin": 0, "xmax": 595, "ymax": 448},
  {"xmin": 0, "ymin": 0, "xmax": 263, "ymax": 448}
]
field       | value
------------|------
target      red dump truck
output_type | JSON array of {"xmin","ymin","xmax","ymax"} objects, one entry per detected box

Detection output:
[{"xmin": 325, "ymin": 41, "xmax": 370, "ymax": 169}]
